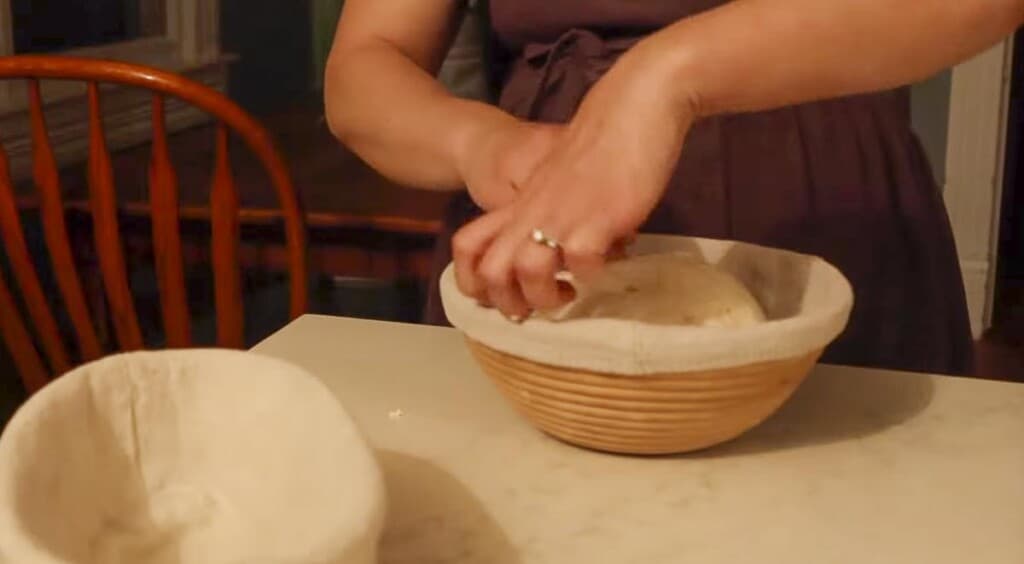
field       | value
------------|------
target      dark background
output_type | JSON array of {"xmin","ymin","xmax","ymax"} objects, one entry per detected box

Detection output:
[
  {"xmin": 12, "ymin": 0, "xmax": 136, "ymax": 53},
  {"xmin": 220, "ymin": 0, "xmax": 315, "ymax": 113},
  {"xmin": 996, "ymin": 31, "xmax": 1024, "ymax": 331},
  {"xmin": 12, "ymin": 0, "xmax": 317, "ymax": 113},
  {"xmin": 1, "ymin": 0, "xmax": 318, "ymax": 425}
]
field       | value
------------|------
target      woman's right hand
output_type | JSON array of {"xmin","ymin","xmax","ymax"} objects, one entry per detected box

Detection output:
[{"xmin": 453, "ymin": 113, "xmax": 563, "ymax": 211}]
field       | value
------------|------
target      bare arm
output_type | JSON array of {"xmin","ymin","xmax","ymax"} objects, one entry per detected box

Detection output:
[
  {"xmin": 638, "ymin": 0, "xmax": 1024, "ymax": 117},
  {"xmin": 451, "ymin": 0, "xmax": 1024, "ymax": 319},
  {"xmin": 323, "ymin": 0, "xmax": 513, "ymax": 190}
]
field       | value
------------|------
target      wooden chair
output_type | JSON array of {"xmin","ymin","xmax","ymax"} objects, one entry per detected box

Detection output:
[{"xmin": 0, "ymin": 56, "xmax": 308, "ymax": 394}]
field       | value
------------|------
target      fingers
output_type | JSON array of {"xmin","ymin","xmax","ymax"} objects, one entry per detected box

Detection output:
[
  {"xmin": 484, "ymin": 276, "xmax": 530, "ymax": 321},
  {"xmin": 455, "ymin": 214, "xmax": 627, "ymax": 319},
  {"xmin": 477, "ymin": 224, "xmax": 535, "ymax": 321},
  {"xmin": 454, "ymin": 202, "xmax": 632, "ymax": 320},
  {"xmin": 456, "ymin": 218, "xmax": 568, "ymax": 319},
  {"xmin": 514, "ymin": 241, "xmax": 566, "ymax": 311},
  {"xmin": 452, "ymin": 207, "xmax": 513, "ymax": 302}
]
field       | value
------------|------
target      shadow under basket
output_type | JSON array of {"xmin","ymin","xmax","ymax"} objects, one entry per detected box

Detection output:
[{"xmin": 467, "ymin": 339, "xmax": 823, "ymax": 455}]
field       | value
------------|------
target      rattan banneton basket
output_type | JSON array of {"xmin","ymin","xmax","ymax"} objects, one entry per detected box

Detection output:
[
  {"xmin": 467, "ymin": 339, "xmax": 821, "ymax": 455},
  {"xmin": 442, "ymin": 235, "xmax": 853, "ymax": 455}
]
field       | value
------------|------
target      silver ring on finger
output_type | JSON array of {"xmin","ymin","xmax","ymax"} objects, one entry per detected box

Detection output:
[{"xmin": 530, "ymin": 228, "xmax": 561, "ymax": 251}]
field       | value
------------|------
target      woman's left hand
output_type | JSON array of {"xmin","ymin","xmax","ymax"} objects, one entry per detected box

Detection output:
[{"xmin": 452, "ymin": 43, "xmax": 699, "ymax": 320}]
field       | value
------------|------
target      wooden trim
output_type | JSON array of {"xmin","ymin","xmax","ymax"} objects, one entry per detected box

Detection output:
[
  {"xmin": 166, "ymin": 0, "xmax": 195, "ymax": 61},
  {"xmin": 167, "ymin": 0, "xmax": 221, "ymax": 64},
  {"xmin": 198, "ymin": 0, "xmax": 221, "ymax": 63},
  {"xmin": 944, "ymin": 38, "xmax": 1014, "ymax": 337}
]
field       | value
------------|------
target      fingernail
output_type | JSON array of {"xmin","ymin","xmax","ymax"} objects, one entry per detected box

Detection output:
[{"xmin": 507, "ymin": 314, "xmax": 524, "ymax": 323}]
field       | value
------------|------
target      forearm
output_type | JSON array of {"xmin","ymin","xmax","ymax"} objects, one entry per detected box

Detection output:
[
  {"xmin": 641, "ymin": 0, "xmax": 1024, "ymax": 117},
  {"xmin": 325, "ymin": 43, "xmax": 512, "ymax": 190}
]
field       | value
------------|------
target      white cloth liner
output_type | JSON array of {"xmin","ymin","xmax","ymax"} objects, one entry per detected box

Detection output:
[
  {"xmin": 0, "ymin": 350, "xmax": 386, "ymax": 564},
  {"xmin": 441, "ymin": 234, "xmax": 854, "ymax": 375}
]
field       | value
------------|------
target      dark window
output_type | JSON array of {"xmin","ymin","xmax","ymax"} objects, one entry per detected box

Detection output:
[{"xmin": 11, "ymin": 0, "xmax": 164, "ymax": 54}]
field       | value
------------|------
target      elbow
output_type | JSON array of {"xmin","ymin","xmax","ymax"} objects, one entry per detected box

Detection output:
[
  {"xmin": 322, "ymin": 51, "xmax": 355, "ymax": 146},
  {"xmin": 322, "ymin": 37, "xmax": 379, "ymax": 151}
]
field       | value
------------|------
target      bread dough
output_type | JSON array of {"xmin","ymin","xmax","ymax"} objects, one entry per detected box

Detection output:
[
  {"xmin": 548, "ymin": 253, "xmax": 766, "ymax": 327},
  {"xmin": 0, "ymin": 350, "xmax": 386, "ymax": 564}
]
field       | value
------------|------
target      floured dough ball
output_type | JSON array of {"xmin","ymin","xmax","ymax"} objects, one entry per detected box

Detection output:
[{"xmin": 549, "ymin": 253, "xmax": 766, "ymax": 327}]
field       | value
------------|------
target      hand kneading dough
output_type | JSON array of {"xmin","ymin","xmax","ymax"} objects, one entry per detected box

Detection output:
[
  {"xmin": 550, "ymin": 254, "xmax": 766, "ymax": 327},
  {"xmin": 0, "ymin": 350, "xmax": 386, "ymax": 564}
]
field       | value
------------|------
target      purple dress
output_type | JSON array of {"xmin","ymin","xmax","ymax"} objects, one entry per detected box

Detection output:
[{"xmin": 424, "ymin": 0, "xmax": 974, "ymax": 376}]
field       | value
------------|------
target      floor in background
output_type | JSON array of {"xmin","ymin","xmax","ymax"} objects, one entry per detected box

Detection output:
[
  {"xmin": 977, "ymin": 338, "xmax": 1024, "ymax": 382},
  {"xmin": 977, "ymin": 278, "xmax": 1024, "ymax": 382}
]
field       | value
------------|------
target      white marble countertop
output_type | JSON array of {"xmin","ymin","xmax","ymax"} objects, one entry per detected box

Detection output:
[{"xmin": 253, "ymin": 315, "xmax": 1024, "ymax": 564}]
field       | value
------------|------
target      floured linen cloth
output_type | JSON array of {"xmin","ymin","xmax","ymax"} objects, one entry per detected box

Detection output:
[
  {"xmin": 441, "ymin": 234, "xmax": 853, "ymax": 375},
  {"xmin": 0, "ymin": 350, "xmax": 386, "ymax": 564}
]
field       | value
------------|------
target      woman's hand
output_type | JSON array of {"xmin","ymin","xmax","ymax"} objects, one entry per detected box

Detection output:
[
  {"xmin": 453, "ymin": 114, "xmax": 563, "ymax": 211},
  {"xmin": 452, "ymin": 44, "xmax": 698, "ymax": 319}
]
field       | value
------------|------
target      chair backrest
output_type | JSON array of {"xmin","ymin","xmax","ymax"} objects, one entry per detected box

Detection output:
[{"xmin": 0, "ymin": 56, "xmax": 308, "ymax": 394}]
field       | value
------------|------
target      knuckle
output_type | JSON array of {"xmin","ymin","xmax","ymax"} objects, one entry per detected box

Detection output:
[
  {"xmin": 457, "ymin": 277, "xmax": 483, "ymax": 298},
  {"xmin": 491, "ymin": 291, "xmax": 523, "ymax": 317},
  {"xmin": 563, "ymin": 238, "xmax": 604, "ymax": 260},
  {"xmin": 451, "ymin": 231, "xmax": 475, "ymax": 258},
  {"xmin": 455, "ymin": 276, "xmax": 484, "ymax": 300},
  {"xmin": 514, "ymin": 253, "xmax": 552, "ymax": 280},
  {"xmin": 478, "ymin": 261, "xmax": 507, "ymax": 288}
]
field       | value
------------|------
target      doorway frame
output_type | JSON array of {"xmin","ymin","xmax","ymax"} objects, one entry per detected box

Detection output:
[{"xmin": 944, "ymin": 38, "xmax": 1015, "ymax": 338}]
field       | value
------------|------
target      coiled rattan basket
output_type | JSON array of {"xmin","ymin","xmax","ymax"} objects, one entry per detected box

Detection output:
[
  {"xmin": 467, "ymin": 339, "xmax": 821, "ymax": 454},
  {"xmin": 442, "ymin": 235, "xmax": 853, "ymax": 455}
]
